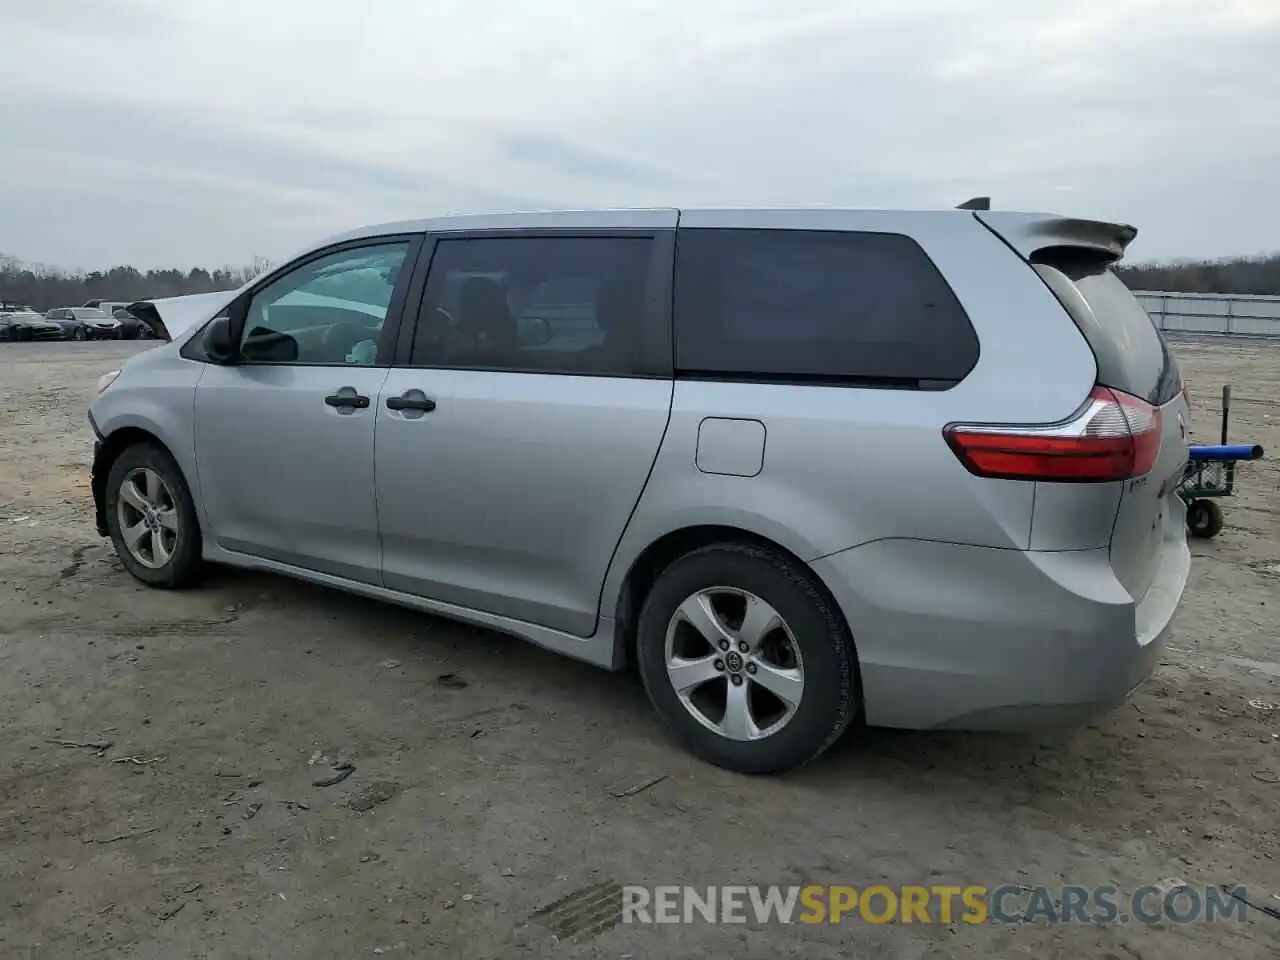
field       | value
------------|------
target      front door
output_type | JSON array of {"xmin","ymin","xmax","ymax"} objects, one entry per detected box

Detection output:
[
  {"xmin": 193, "ymin": 238, "xmax": 418, "ymax": 584},
  {"xmin": 375, "ymin": 230, "xmax": 675, "ymax": 636}
]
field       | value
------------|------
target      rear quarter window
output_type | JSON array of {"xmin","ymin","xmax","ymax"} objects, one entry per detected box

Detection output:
[
  {"xmin": 673, "ymin": 228, "xmax": 979, "ymax": 387},
  {"xmin": 1033, "ymin": 253, "xmax": 1181, "ymax": 406}
]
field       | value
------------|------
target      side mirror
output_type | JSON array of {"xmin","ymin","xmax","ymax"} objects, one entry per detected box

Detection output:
[
  {"xmin": 517, "ymin": 315, "xmax": 552, "ymax": 348},
  {"xmin": 205, "ymin": 315, "xmax": 237, "ymax": 364}
]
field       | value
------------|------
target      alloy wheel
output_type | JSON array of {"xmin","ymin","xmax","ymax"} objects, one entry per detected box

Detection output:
[
  {"xmin": 664, "ymin": 587, "xmax": 805, "ymax": 741},
  {"xmin": 116, "ymin": 467, "xmax": 180, "ymax": 569}
]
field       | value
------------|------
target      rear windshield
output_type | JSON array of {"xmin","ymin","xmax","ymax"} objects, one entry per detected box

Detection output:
[
  {"xmin": 1033, "ymin": 252, "xmax": 1181, "ymax": 406},
  {"xmin": 673, "ymin": 228, "xmax": 980, "ymax": 387}
]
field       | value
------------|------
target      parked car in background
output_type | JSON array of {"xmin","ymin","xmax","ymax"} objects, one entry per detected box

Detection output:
[
  {"xmin": 84, "ymin": 299, "xmax": 131, "ymax": 316},
  {"xmin": 47, "ymin": 306, "xmax": 121, "ymax": 340},
  {"xmin": 86, "ymin": 207, "xmax": 1191, "ymax": 774},
  {"xmin": 1, "ymin": 310, "xmax": 65, "ymax": 341},
  {"xmin": 112, "ymin": 307, "xmax": 156, "ymax": 340}
]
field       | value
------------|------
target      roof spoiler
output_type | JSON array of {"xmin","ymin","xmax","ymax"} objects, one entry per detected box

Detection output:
[{"xmin": 973, "ymin": 211, "xmax": 1138, "ymax": 261}]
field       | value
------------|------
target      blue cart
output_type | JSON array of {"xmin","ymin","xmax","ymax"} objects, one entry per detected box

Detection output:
[{"xmin": 1178, "ymin": 385, "xmax": 1266, "ymax": 538}]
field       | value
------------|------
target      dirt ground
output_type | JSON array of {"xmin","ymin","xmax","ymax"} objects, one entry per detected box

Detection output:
[{"xmin": 0, "ymin": 337, "xmax": 1277, "ymax": 960}]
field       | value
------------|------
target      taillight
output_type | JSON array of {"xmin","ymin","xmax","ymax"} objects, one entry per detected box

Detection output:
[{"xmin": 944, "ymin": 386, "xmax": 1162, "ymax": 483}]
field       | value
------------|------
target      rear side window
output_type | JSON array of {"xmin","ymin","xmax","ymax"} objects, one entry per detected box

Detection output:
[
  {"xmin": 673, "ymin": 229, "xmax": 979, "ymax": 386},
  {"xmin": 1033, "ymin": 253, "xmax": 1181, "ymax": 406}
]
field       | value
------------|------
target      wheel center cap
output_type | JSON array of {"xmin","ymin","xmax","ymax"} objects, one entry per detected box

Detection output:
[{"xmin": 725, "ymin": 651, "xmax": 744, "ymax": 673}]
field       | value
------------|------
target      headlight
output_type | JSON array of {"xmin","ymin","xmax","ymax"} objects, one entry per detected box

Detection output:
[{"xmin": 96, "ymin": 370, "xmax": 121, "ymax": 394}]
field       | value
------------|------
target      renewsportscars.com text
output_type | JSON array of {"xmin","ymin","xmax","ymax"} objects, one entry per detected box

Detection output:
[{"xmin": 621, "ymin": 884, "xmax": 1252, "ymax": 925}]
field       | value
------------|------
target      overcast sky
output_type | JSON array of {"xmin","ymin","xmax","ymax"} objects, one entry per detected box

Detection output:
[{"xmin": 1, "ymin": 0, "xmax": 1277, "ymax": 270}]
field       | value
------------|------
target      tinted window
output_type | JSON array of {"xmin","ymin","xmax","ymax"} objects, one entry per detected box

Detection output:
[
  {"xmin": 240, "ymin": 242, "xmax": 410, "ymax": 365},
  {"xmin": 1033, "ymin": 253, "xmax": 1180, "ymax": 406},
  {"xmin": 411, "ymin": 237, "xmax": 653, "ymax": 375},
  {"xmin": 673, "ymin": 229, "xmax": 979, "ymax": 385}
]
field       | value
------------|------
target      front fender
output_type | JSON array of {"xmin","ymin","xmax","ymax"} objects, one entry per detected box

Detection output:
[{"xmin": 88, "ymin": 349, "xmax": 207, "ymax": 532}]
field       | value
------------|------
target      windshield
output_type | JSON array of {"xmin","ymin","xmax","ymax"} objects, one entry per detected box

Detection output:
[{"xmin": 71, "ymin": 308, "xmax": 111, "ymax": 319}]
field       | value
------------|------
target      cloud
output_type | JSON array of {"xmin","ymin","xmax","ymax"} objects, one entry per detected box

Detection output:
[
  {"xmin": 0, "ymin": 0, "xmax": 1277, "ymax": 267},
  {"xmin": 0, "ymin": 0, "xmax": 169, "ymax": 34},
  {"xmin": 496, "ymin": 131, "xmax": 679, "ymax": 188}
]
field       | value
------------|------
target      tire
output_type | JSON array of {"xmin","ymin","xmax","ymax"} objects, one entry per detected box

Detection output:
[
  {"xmin": 635, "ymin": 542, "xmax": 859, "ymax": 774},
  {"xmin": 1187, "ymin": 499, "xmax": 1224, "ymax": 539},
  {"xmin": 104, "ymin": 443, "xmax": 203, "ymax": 588},
  {"xmin": 73, "ymin": 327, "xmax": 87, "ymax": 341},
  {"xmin": 16, "ymin": 327, "xmax": 31, "ymax": 342}
]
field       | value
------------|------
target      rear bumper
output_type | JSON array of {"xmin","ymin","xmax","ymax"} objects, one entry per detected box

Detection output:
[{"xmin": 811, "ymin": 534, "xmax": 1190, "ymax": 730}]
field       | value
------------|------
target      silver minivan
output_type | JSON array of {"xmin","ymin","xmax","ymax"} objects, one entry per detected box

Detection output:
[{"xmin": 88, "ymin": 208, "xmax": 1191, "ymax": 773}]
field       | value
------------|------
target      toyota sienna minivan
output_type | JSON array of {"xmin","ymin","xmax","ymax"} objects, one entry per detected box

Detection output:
[{"xmin": 88, "ymin": 207, "xmax": 1191, "ymax": 773}]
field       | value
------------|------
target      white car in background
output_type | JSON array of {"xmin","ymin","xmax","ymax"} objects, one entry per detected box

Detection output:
[{"xmin": 83, "ymin": 299, "xmax": 130, "ymax": 313}]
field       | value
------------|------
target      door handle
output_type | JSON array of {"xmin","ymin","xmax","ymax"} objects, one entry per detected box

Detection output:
[
  {"xmin": 324, "ymin": 390, "xmax": 370, "ymax": 409},
  {"xmin": 386, "ymin": 393, "xmax": 437, "ymax": 413}
]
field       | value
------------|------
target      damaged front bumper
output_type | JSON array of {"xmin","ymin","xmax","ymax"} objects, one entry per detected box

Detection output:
[{"xmin": 88, "ymin": 412, "xmax": 108, "ymax": 537}]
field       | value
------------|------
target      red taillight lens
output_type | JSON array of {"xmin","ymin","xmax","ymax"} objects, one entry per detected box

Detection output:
[{"xmin": 944, "ymin": 386, "xmax": 1162, "ymax": 483}]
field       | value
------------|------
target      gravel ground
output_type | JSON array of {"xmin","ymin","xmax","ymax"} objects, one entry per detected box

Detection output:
[{"xmin": 0, "ymin": 337, "xmax": 1278, "ymax": 960}]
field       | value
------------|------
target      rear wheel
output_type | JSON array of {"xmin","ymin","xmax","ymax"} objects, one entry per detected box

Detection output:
[
  {"xmin": 636, "ymin": 542, "xmax": 859, "ymax": 774},
  {"xmin": 1187, "ymin": 499, "xmax": 1224, "ymax": 539},
  {"xmin": 104, "ymin": 444, "xmax": 203, "ymax": 588}
]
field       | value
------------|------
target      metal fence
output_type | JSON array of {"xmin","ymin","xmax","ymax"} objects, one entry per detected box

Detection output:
[{"xmin": 1135, "ymin": 291, "xmax": 1280, "ymax": 338}]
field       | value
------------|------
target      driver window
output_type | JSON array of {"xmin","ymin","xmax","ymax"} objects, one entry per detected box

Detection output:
[{"xmin": 240, "ymin": 242, "xmax": 410, "ymax": 365}]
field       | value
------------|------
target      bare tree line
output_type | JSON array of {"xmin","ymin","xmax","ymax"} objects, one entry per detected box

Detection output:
[
  {"xmin": 4, "ymin": 250, "xmax": 1279, "ymax": 312},
  {"xmin": 1113, "ymin": 253, "xmax": 1280, "ymax": 296},
  {"xmin": 0, "ymin": 255, "xmax": 270, "ymax": 311}
]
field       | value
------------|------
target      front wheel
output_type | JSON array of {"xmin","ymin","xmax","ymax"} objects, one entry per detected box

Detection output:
[
  {"xmin": 104, "ymin": 443, "xmax": 203, "ymax": 588},
  {"xmin": 73, "ymin": 326, "xmax": 87, "ymax": 341},
  {"xmin": 636, "ymin": 542, "xmax": 859, "ymax": 774},
  {"xmin": 1187, "ymin": 499, "xmax": 1224, "ymax": 539}
]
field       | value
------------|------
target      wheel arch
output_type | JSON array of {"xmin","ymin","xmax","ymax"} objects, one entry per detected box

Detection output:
[
  {"xmin": 610, "ymin": 523, "xmax": 858, "ymax": 674},
  {"xmin": 92, "ymin": 426, "xmax": 195, "ymax": 537}
]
